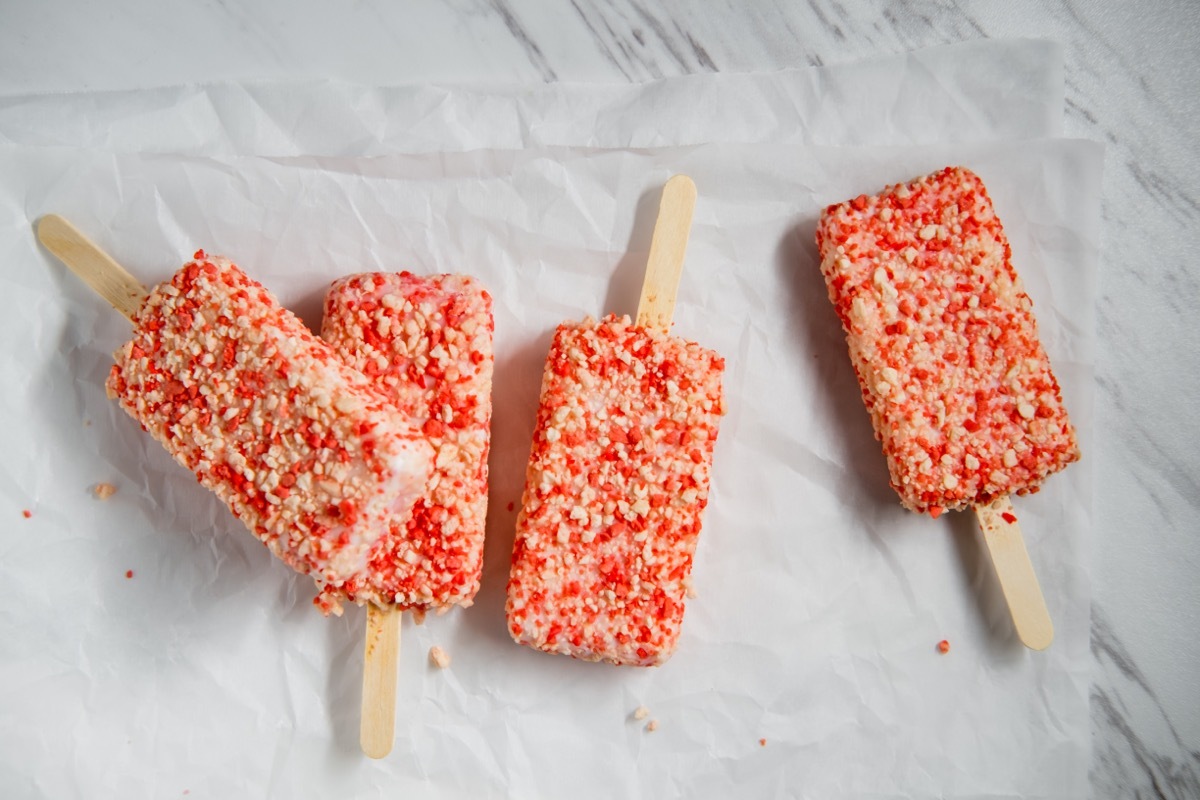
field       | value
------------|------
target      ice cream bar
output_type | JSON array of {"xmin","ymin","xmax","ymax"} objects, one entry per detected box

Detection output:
[
  {"xmin": 320, "ymin": 272, "xmax": 494, "ymax": 611},
  {"xmin": 507, "ymin": 314, "xmax": 725, "ymax": 666},
  {"xmin": 105, "ymin": 253, "xmax": 435, "ymax": 609},
  {"xmin": 816, "ymin": 166, "xmax": 1080, "ymax": 516},
  {"xmin": 506, "ymin": 311, "xmax": 725, "ymax": 667}
]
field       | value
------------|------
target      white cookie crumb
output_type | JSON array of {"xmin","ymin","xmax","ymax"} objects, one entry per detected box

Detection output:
[
  {"xmin": 428, "ymin": 645, "xmax": 451, "ymax": 669},
  {"xmin": 93, "ymin": 483, "xmax": 118, "ymax": 500},
  {"xmin": 632, "ymin": 705, "xmax": 649, "ymax": 721},
  {"xmin": 645, "ymin": 719, "xmax": 659, "ymax": 733}
]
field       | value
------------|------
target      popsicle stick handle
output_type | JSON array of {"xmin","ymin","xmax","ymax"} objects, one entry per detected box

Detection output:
[
  {"xmin": 37, "ymin": 214, "xmax": 148, "ymax": 321},
  {"xmin": 636, "ymin": 175, "xmax": 697, "ymax": 335},
  {"xmin": 975, "ymin": 497, "xmax": 1054, "ymax": 650},
  {"xmin": 361, "ymin": 605, "xmax": 402, "ymax": 758}
]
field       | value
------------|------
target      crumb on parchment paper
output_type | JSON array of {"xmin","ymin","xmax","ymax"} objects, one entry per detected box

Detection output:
[
  {"xmin": 645, "ymin": 719, "xmax": 659, "ymax": 733},
  {"xmin": 429, "ymin": 645, "xmax": 451, "ymax": 669},
  {"xmin": 93, "ymin": 482, "xmax": 117, "ymax": 500}
]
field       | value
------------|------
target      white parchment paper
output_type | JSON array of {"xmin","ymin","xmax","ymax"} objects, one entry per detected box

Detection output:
[
  {"xmin": 0, "ymin": 137, "xmax": 1099, "ymax": 798},
  {"xmin": 0, "ymin": 35, "xmax": 1095, "ymax": 799},
  {"xmin": 0, "ymin": 39, "xmax": 1062, "ymax": 155}
]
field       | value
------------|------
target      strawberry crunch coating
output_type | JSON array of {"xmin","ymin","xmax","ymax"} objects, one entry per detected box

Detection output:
[
  {"xmin": 816, "ymin": 166, "xmax": 1079, "ymax": 516},
  {"xmin": 321, "ymin": 272, "xmax": 494, "ymax": 611},
  {"xmin": 106, "ymin": 254, "xmax": 435, "ymax": 612},
  {"xmin": 506, "ymin": 315, "xmax": 725, "ymax": 667}
]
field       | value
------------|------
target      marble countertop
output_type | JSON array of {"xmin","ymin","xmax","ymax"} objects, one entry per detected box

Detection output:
[{"xmin": 3, "ymin": 2, "xmax": 1197, "ymax": 797}]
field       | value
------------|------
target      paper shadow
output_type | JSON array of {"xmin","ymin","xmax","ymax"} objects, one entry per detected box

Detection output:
[
  {"xmin": 459, "ymin": 328, "xmax": 557, "ymax": 650},
  {"xmin": 773, "ymin": 218, "xmax": 896, "ymax": 510},
  {"xmin": 773, "ymin": 217, "xmax": 924, "ymax": 622},
  {"xmin": 292, "ymin": 283, "xmax": 329, "ymax": 335},
  {"xmin": 602, "ymin": 186, "xmax": 661, "ymax": 318},
  {"xmin": 946, "ymin": 510, "xmax": 1023, "ymax": 657},
  {"xmin": 325, "ymin": 606, "xmax": 370, "ymax": 757}
]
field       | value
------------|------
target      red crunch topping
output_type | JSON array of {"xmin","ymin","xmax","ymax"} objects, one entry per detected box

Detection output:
[
  {"xmin": 816, "ymin": 166, "xmax": 1079, "ymax": 516},
  {"xmin": 106, "ymin": 256, "xmax": 434, "ymax": 613},
  {"xmin": 506, "ymin": 314, "xmax": 725, "ymax": 667},
  {"xmin": 321, "ymin": 272, "xmax": 494, "ymax": 612}
]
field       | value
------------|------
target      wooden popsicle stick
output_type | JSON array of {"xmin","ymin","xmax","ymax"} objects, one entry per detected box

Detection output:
[
  {"xmin": 636, "ymin": 175, "xmax": 697, "ymax": 335},
  {"xmin": 37, "ymin": 214, "xmax": 148, "ymax": 321},
  {"xmin": 361, "ymin": 605, "xmax": 402, "ymax": 758},
  {"xmin": 975, "ymin": 497, "xmax": 1054, "ymax": 650}
]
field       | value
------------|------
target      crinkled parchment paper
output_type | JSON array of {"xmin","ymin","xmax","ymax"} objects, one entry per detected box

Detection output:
[
  {"xmin": 0, "ymin": 39, "xmax": 1062, "ymax": 154},
  {"xmin": 0, "ymin": 39, "xmax": 1097, "ymax": 800}
]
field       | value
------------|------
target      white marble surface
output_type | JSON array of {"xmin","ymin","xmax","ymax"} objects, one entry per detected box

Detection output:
[{"xmin": 2, "ymin": 2, "xmax": 1197, "ymax": 797}]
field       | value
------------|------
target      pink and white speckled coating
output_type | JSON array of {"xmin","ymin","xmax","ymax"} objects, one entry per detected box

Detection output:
[
  {"xmin": 816, "ymin": 166, "xmax": 1079, "ymax": 516},
  {"xmin": 506, "ymin": 315, "xmax": 725, "ymax": 667},
  {"xmin": 105, "ymin": 254, "xmax": 435, "ymax": 612},
  {"xmin": 321, "ymin": 271, "xmax": 494, "ymax": 611}
]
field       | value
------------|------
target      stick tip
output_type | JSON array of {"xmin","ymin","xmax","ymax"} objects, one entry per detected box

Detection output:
[
  {"xmin": 664, "ymin": 174, "xmax": 697, "ymax": 200},
  {"xmin": 360, "ymin": 734, "xmax": 393, "ymax": 759},
  {"xmin": 35, "ymin": 213, "xmax": 67, "ymax": 243},
  {"xmin": 1017, "ymin": 619, "xmax": 1054, "ymax": 651}
]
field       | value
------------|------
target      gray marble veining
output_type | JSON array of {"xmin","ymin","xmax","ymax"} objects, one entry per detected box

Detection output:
[{"xmin": 1091, "ymin": 611, "xmax": 1200, "ymax": 797}]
